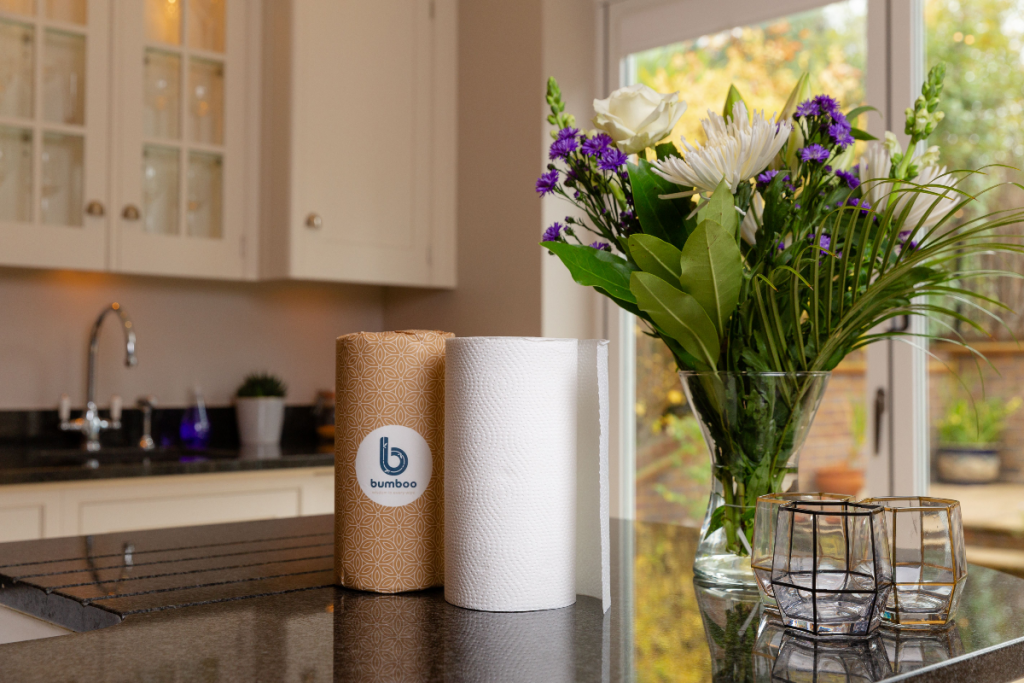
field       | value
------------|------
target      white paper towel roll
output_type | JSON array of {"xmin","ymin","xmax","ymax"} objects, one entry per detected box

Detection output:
[{"xmin": 444, "ymin": 337, "xmax": 610, "ymax": 613}]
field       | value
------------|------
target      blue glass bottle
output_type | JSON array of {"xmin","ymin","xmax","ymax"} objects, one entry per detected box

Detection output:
[{"xmin": 180, "ymin": 387, "xmax": 211, "ymax": 450}]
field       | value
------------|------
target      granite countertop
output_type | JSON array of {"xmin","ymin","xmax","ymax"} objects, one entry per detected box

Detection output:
[
  {"xmin": 0, "ymin": 446, "xmax": 335, "ymax": 485},
  {"xmin": 1, "ymin": 517, "xmax": 1023, "ymax": 682}
]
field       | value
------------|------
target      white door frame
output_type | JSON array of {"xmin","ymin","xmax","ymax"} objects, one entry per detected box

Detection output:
[
  {"xmin": 598, "ymin": 0, "xmax": 928, "ymax": 518},
  {"xmin": 864, "ymin": 0, "xmax": 930, "ymax": 498}
]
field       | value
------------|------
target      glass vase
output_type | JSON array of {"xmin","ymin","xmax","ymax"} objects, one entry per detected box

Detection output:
[{"xmin": 679, "ymin": 371, "xmax": 831, "ymax": 587}]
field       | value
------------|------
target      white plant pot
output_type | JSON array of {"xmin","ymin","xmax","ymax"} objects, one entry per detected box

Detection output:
[{"xmin": 235, "ymin": 397, "xmax": 286, "ymax": 446}]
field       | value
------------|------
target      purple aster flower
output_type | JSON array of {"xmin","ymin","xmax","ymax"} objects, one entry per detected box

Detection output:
[
  {"xmin": 799, "ymin": 144, "xmax": 829, "ymax": 163},
  {"xmin": 756, "ymin": 170, "xmax": 778, "ymax": 190},
  {"xmin": 898, "ymin": 230, "xmax": 920, "ymax": 251},
  {"xmin": 598, "ymin": 146, "xmax": 628, "ymax": 171},
  {"xmin": 535, "ymin": 169, "xmax": 559, "ymax": 196},
  {"xmin": 828, "ymin": 121, "xmax": 854, "ymax": 148},
  {"xmin": 808, "ymin": 232, "xmax": 832, "ymax": 254},
  {"xmin": 777, "ymin": 241, "xmax": 786, "ymax": 252},
  {"xmin": 590, "ymin": 241, "xmax": 612, "ymax": 252},
  {"xmin": 557, "ymin": 127, "xmax": 579, "ymax": 140},
  {"xmin": 542, "ymin": 222, "xmax": 564, "ymax": 242},
  {"xmin": 813, "ymin": 94, "xmax": 842, "ymax": 118},
  {"xmin": 795, "ymin": 99, "xmax": 819, "ymax": 118},
  {"xmin": 834, "ymin": 168, "xmax": 860, "ymax": 189},
  {"xmin": 581, "ymin": 133, "xmax": 613, "ymax": 157},
  {"xmin": 549, "ymin": 136, "xmax": 579, "ymax": 160},
  {"xmin": 846, "ymin": 197, "xmax": 872, "ymax": 217}
]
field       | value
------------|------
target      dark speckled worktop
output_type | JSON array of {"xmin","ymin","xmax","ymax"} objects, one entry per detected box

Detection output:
[
  {"xmin": 0, "ymin": 405, "xmax": 334, "ymax": 485},
  {"xmin": 1, "ymin": 517, "xmax": 1023, "ymax": 682}
]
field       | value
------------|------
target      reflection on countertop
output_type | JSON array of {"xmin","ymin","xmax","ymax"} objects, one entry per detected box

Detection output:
[{"xmin": 1, "ymin": 518, "xmax": 1023, "ymax": 682}]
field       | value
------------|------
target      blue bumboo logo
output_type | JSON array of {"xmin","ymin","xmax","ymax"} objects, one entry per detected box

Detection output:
[{"xmin": 378, "ymin": 436, "xmax": 409, "ymax": 476}]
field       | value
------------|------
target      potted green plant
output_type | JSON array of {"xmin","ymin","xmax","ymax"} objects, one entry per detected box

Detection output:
[
  {"xmin": 935, "ymin": 396, "xmax": 1021, "ymax": 484},
  {"xmin": 235, "ymin": 372, "xmax": 288, "ymax": 446},
  {"xmin": 815, "ymin": 401, "xmax": 867, "ymax": 495}
]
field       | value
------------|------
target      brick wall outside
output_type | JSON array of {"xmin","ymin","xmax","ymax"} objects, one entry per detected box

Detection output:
[{"xmin": 798, "ymin": 361, "xmax": 866, "ymax": 490}]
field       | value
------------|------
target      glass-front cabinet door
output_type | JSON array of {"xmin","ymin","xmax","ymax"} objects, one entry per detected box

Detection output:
[
  {"xmin": 0, "ymin": 0, "xmax": 109, "ymax": 270},
  {"xmin": 112, "ymin": 0, "xmax": 250, "ymax": 279}
]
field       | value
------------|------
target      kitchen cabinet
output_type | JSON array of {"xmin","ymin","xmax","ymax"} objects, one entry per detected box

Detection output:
[
  {"xmin": 111, "ymin": 0, "xmax": 255, "ymax": 279},
  {"xmin": 0, "ymin": 0, "xmax": 454, "ymax": 287},
  {"xmin": 0, "ymin": 466, "xmax": 334, "ymax": 541},
  {"xmin": 0, "ymin": 0, "xmax": 256, "ymax": 279},
  {"xmin": 0, "ymin": 0, "xmax": 110, "ymax": 272},
  {"xmin": 260, "ymin": 0, "xmax": 457, "ymax": 287}
]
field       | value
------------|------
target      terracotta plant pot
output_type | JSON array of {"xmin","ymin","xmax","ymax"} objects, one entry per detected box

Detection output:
[
  {"xmin": 936, "ymin": 444, "xmax": 1001, "ymax": 484},
  {"xmin": 814, "ymin": 464, "xmax": 865, "ymax": 496}
]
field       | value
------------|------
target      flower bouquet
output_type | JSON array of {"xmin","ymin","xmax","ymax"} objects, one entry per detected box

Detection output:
[{"xmin": 538, "ymin": 68, "xmax": 1024, "ymax": 585}]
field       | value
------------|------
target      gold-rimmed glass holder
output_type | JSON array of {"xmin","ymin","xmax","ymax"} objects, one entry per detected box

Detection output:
[{"xmin": 861, "ymin": 496, "xmax": 968, "ymax": 629}]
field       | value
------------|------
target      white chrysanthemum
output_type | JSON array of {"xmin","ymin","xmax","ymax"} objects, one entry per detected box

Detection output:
[
  {"xmin": 651, "ymin": 102, "xmax": 792, "ymax": 194},
  {"xmin": 739, "ymin": 191, "xmax": 763, "ymax": 246},
  {"xmin": 892, "ymin": 165, "xmax": 958, "ymax": 230},
  {"xmin": 858, "ymin": 141, "xmax": 892, "ymax": 208}
]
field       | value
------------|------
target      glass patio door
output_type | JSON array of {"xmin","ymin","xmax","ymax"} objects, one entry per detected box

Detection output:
[
  {"xmin": 915, "ymin": 0, "xmax": 1024, "ymax": 577},
  {"xmin": 610, "ymin": 0, "xmax": 880, "ymax": 525}
]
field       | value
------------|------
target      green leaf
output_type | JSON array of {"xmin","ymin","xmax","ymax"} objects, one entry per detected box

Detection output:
[
  {"xmin": 543, "ymin": 241, "xmax": 636, "ymax": 303},
  {"xmin": 696, "ymin": 179, "xmax": 738, "ymax": 235},
  {"xmin": 705, "ymin": 501, "xmax": 727, "ymax": 539},
  {"xmin": 678, "ymin": 219, "xmax": 743, "ymax": 337},
  {"xmin": 850, "ymin": 127, "xmax": 877, "ymax": 141},
  {"xmin": 595, "ymin": 287, "xmax": 644, "ymax": 318},
  {"xmin": 780, "ymin": 72, "xmax": 811, "ymax": 120},
  {"xmin": 845, "ymin": 105, "xmax": 878, "ymax": 121},
  {"xmin": 628, "ymin": 234, "xmax": 682, "ymax": 283},
  {"xmin": 631, "ymin": 271, "xmax": 720, "ymax": 368},
  {"xmin": 723, "ymin": 84, "xmax": 747, "ymax": 121},
  {"xmin": 627, "ymin": 160, "xmax": 696, "ymax": 249},
  {"xmin": 654, "ymin": 142, "xmax": 679, "ymax": 160}
]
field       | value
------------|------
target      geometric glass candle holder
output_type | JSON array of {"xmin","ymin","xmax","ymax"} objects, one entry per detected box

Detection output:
[
  {"xmin": 771, "ymin": 500, "xmax": 892, "ymax": 637},
  {"xmin": 752, "ymin": 492, "xmax": 853, "ymax": 609},
  {"xmin": 881, "ymin": 622, "xmax": 965, "ymax": 675},
  {"xmin": 861, "ymin": 497, "xmax": 968, "ymax": 629},
  {"xmin": 770, "ymin": 629, "xmax": 893, "ymax": 682}
]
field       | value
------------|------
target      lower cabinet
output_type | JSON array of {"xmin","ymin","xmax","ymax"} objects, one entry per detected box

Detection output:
[{"xmin": 0, "ymin": 467, "xmax": 334, "ymax": 542}]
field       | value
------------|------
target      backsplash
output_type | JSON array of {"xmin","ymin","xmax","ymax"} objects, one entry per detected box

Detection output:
[{"xmin": 0, "ymin": 405, "xmax": 325, "ymax": 453}]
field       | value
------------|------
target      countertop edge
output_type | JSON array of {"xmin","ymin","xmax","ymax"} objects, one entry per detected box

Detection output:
[{"xmin": 891, "ymin": 633, "xmax": 1024, "ymax": 683}]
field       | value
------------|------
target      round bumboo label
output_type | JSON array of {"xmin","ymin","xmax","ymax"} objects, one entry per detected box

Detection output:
[{"xmin": 355, "ymin": 425, "xmax": 432, "ymax": 507}]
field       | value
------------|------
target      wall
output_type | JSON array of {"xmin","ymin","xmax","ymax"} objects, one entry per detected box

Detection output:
[
  {"xmin": 382, "ymin": 0, "xmax": 545, "ymax": 336},
  {"xmin": 0, "ymin": 267, "xmax": 382, "ymax": 410},
  {"xmin": 541, "ymin": 0, "xmax": 602, "ymax": 341}
]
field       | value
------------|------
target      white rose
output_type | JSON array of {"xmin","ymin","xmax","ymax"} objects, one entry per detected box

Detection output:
[{"xmin": 593, "ymin": 84, "xmax": 686, "ymax": 155}]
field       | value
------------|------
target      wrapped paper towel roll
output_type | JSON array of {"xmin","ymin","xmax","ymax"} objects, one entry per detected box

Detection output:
[
  {"xmin": 444, "ymin": 337, "xmax": 611, "ymax": 612},
  {"xmin": 335, "ymin": 330, "xmax": 452, "ymax": 593}
]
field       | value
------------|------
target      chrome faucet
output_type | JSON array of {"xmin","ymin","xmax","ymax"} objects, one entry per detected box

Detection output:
[{"xmin": 60, "ymin": 303, "xmax": 138, "ymax": 451}]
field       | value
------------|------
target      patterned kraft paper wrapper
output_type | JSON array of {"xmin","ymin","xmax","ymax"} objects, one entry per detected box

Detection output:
[{"xmin": 335, "ymin": 330, "xmax": 451, "ymax": 593}]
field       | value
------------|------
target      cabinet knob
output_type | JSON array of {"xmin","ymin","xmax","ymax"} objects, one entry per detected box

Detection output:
[
  {"xmin": 85, "ymin": 200, "xmax": 105, "ymax": 217},
  {"xmin": 305, "ymin": 213, "xmax": 323, "ymax": 229},
  {"xmin": 122, "ymin": 204, "xmax": 141, "ymax": 221}
]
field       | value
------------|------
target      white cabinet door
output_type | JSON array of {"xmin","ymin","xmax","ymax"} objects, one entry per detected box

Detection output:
[
  {"xmin": 111, "ymin": 0, "xmax": 252, "ymax": 280},
  {"xmin": 0, "ymin": 0, "xmax": 109, "ymax": 271},
  {"xmin": 261, "ymin": 0, "xmax": 456, "ymax": 287}
]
